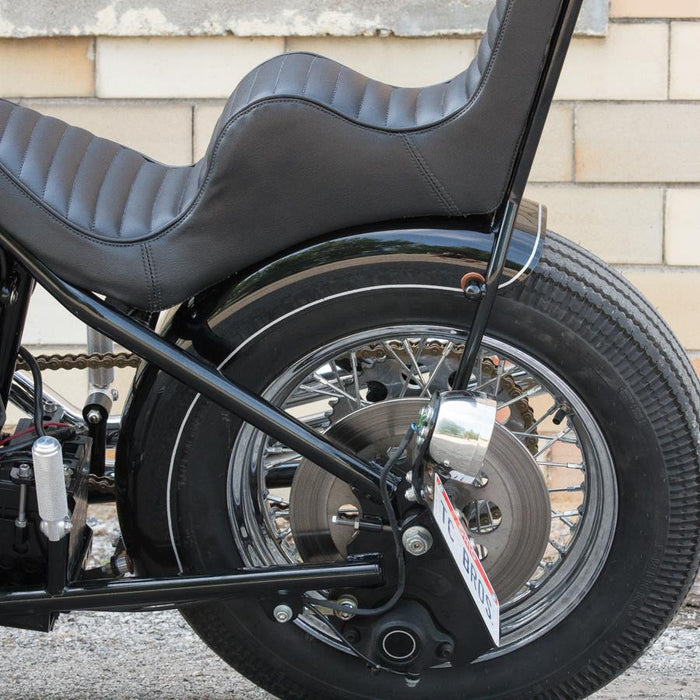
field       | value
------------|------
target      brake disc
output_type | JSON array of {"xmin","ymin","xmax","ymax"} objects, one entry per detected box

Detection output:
[
  {"xmin": 290, "ymin": 399, "xmax": 550, "ymax": 602},
  {"xmin": 329, "ymin": 352, "xmax": 538, "ymax": 454}
]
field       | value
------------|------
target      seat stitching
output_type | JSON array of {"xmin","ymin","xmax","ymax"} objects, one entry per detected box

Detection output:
[
  {"xmin": 0, "ymin": 2, "xmax": 520, "ymax": 252},
  {"xmin": 330, "ymin": 66, "xmax": 343, "ymax": 106},
  {"xmin": 384, "ymin": 89, "xmax": 394, "ymax": 128},
  {"xmin": 148, "ymin": 168, "xmax": 171, "ymax": 231},
  {"xmin": 174, "ymin": 169, "xmax": 192, "ymax": 218},
  {"xmin": 144, "ymin": 242, "xmax": 161, "ymax": 310},
  {"xmin": 356, "ymin": 78, "xmax": 370, "ymax": 119},
  {"xmin": 244, "ymin": 66, "xmax": 262, "ymax": 105},
  {"xmin": 414, "ymin": 88, "xmax": 423, "ymax": 127},
  {"xmin": 90, "ymin": 147, "xmax": 125, "ymax": 232},
  {"xmin": 18, "ymin": 113, "xmax": 42, "ymax": 178},
  {"xmin": 301, "ymin": 56, "xmax": 318, "ymax": 96},
  {"xmin": 117, "ymin": 159, "xmax": 146, "ymax": 237},
  {"xmin": 140, "ymin": 243, "xmax": 154, "ymax": 310},
  {"xmin": 0, "ymin": 93, "xmax": 506, "ymax": 251},
  {"xmin": 41, "ymin": 124, "xmax": 70, "ymax": 199},
  {"xmin": 66, "ymin": 136, "xmax": 96, "ymax": 219},
  {"xmin": 0, "ymin": 103, "xmax": 15, "ymax": 146},
  {"xmin": 401, "ymin": 134, "xmax": 460, "ymax": 216},
  {"xmin": 272, "ymin": 55, "xmax": 289, "ymax": 94}
]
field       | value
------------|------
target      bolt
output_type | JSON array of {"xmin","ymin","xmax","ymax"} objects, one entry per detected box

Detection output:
[
  {"xmin": 404, "ymin": 486, "xmax": 417, "ymax": 503},
  {"xmin": 344, "ymin": 628, "xmax": 361, "ymax": 645},
  {"xmin": 86, "ymin": 409, "xmax": 102, "ymax": 425},
  {"xmin": 404, "ymin": 675, "xmax": 421, "ymax": 688},
  {"xmin": 335, "ymin": 595, "xmax": 358, "ymax": 621},
  {"xmin": 402, "ymin": 526, "xmax": 434, "ymax": 557},
  {"xmin": 18, "ymin": 464, "xmax": 32, "ymax": 479},
  {"xmin": 463, "ymin": 280, "xmax": 486, "ymax": 301},
  {"xmin": 437, "ymin": 642, "xmax": 454, "ymax": 659},
  {"xmin": 273, "ymin": 604, "xmax": 293, "ymax": 623},
  {"xmin": 111, "ymin": 388, "xmax": 120, "ymax": 401}
]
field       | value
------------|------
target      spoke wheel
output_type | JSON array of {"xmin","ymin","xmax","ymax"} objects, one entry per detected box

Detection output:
[
  {"xmin": 116, "ymin": 232, "xmax": 700, "ymax": 699},
  {"xmin": 228, "ymin": 328, "xmax": 617, "ymax": 655}
]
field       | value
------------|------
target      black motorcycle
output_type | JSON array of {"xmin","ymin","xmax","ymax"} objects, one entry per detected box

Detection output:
[{"xmin": 0, "ymin": 0, "xmax": 698, "ymax": 697}]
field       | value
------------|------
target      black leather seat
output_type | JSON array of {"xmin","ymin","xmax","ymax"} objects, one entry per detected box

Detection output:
[{"xmin": 0, "ymin": 0, "xmax": 561, "ymax": 310}]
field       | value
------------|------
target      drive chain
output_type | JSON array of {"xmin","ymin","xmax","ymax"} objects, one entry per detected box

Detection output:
[{"xmin": 15, "ymin": 351, "xmax": 141, "ymax": 373}]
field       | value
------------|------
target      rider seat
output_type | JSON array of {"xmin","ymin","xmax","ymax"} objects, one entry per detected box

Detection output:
[{"xmin": 0, "ymin": 0, "xmax": 561, "ymax": 310}]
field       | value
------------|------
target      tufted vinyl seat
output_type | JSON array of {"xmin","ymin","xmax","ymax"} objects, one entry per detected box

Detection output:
[{"xmin": 0, "ymin": 0, "xmax": 562, "ymax": 310}]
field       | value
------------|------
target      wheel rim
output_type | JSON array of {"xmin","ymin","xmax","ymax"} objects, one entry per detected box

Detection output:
[{"xmin": 226, "ymin": 325, "xmax": 618, "ymax": 659}]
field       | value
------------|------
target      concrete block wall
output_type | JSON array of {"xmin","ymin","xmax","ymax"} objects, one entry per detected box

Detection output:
[{"xmin": 1, "ymin": 0, "xmax": 699, "ymax": 409}]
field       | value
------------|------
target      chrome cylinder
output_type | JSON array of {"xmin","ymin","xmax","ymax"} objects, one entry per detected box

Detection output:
[
  {"xmin": 32, "ymin": 436, "xmax": 71, "ymax": 541},
  {"xmin": 417, "ymin": 391, "xmax": 497, "ymax": 478},
  {"xmin": 87, "ymin": 328, "xmax": 115, "ymax": 391}
]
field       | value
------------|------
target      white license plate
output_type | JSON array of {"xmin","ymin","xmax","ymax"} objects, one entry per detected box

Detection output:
[{"xmin": 431, "ymin": 472, "xmax": 500, "ymax": 646}]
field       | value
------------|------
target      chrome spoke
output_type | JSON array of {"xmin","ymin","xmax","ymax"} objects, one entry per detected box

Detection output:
[
  {"xmin": 538, "ymin": 461, "xmax": 584, "ymax": 471},
  {"xmin": 330, "ymin": 360, "xmax": 355, "ymax": 412},
  {"xmin": 534, "ymin": 426, "xmax": 573, "ymax": 458},
  {"xmin": 523, "ymin": 403, "xmax": 559, "ymax": 434},
  {"xmin": 382, "ymin": 342, "xmax": 416, "ymax": 398},
  {"xmin": 498, "ymin": 384, "xmax": 543, "ymax": 411},
  {"xmin": 402, "ymin": 338, "xmax": 428, "ymax": 394},
  {"xmin": 419, "ymin": 340, "xmax": 454, "ymax": 397},
  {"xmin": 228, "ymin": 328, "xmax": 613, "ymax": 653},
  {"xmin": 349, "ymin": 352, "xmax": 362, "ymax": 408}
]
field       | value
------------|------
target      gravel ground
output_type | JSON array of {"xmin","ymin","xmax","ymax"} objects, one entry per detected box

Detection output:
[{"xmin": 1, "ymin": 506, "xmax": 698, "ymax": 699}]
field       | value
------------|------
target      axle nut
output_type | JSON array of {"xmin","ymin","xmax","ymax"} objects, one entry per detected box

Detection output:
[{"xmin": 401, "ymin": 526, "xmax": 434, "ymax": 557}]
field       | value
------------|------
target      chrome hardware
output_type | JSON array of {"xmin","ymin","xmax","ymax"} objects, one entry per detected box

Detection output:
[
  {"xmin": 14, "ymin": 463, "xmax": 32, "ymax": 529},
  {"xmin": 334, "ymin": 595, "xmax": 358, "ymax": 620},
  {"xmin": 86, "ymin": 328, "xmax": 116, "ymax": 393},
  {"xmin": 86, "ymin": 408, "xmax": 102, "ymax": 425},
  {"xmin": 402, "ymin": 526, "xmax": 434, "ymax": 557},
  {"xmin": 273, "ymin": 604, "xmax": 294, "ymax": 623},
  {"xmin": 32, "ymin": 436, "xmax": 72, "ymax": 542},
  {"xmin": 416, "ymin": 391, "xmax": 497, "ymax": 480}
]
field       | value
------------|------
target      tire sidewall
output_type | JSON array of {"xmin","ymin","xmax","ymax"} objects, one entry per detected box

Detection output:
[{"xmin": 132, "ymin": 262, "xmax": 670, "ymax": 699}]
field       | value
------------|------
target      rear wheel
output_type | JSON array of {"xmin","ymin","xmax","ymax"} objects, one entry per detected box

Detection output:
[{"xmin": 119, "ymin": 233, "xmax": 700, "ymax": 698}]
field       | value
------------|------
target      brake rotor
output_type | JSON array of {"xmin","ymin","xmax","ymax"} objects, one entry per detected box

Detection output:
[{"xmin": 290, "ymin": 399, "xmax": 550, "ymax": 602}]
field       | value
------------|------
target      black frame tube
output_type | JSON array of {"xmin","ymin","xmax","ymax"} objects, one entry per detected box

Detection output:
[
  {"xmin": 0, "ymin": 561, "xmax": 382, "ymax": 613},
  {"xmin": 0, "ymin": 0, "xmax": 584, "ymax": 617},
  {"xmin": 0, "ymin": 232, "xmax": 395, "ymax": 501},
  {"xmin": 452, "ymin": 0, "xmax": 583, "ymax": 387}
]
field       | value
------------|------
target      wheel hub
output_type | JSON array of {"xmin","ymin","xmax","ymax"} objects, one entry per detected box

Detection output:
[{"xmin": 290, "ymin": 399, "xmax": 550, "ymax": 602}]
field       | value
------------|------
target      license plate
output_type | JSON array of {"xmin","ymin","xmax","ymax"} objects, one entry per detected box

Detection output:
[{"xmin": 431, "ymin": 472, "xmax": 500, "ymax": 646}]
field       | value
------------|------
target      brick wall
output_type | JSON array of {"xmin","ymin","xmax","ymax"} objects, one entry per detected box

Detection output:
[{"xmin": 0, "ymin": 1, "xmax": 698, "ymax": 390}]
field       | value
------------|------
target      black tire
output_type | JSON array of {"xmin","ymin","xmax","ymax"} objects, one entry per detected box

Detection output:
[{"xmin": 119, "ymin": 232, "xmax": 700, "ymax": 699}]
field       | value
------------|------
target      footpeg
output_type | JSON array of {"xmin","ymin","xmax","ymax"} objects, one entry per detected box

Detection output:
[{"xmin": 32, "ymin": 436, "xmax": 72, "ymax": 542}]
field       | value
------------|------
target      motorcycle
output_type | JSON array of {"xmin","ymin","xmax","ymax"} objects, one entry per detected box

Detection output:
[{"xmin": 0, "ymin": 0, "xmax": 698, "ymax": 697}]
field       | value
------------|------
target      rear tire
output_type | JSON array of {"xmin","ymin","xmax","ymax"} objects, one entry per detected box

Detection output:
[{"xmin": 119, "ymin": 232, "xmax": 700, "ymax": 698}]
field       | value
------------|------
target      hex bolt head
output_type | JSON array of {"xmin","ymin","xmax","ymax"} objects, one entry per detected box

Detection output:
[
  {"xmin": 437, "ymin": 642, "xmax": 454, "ymax": 659},
  {"xmin": 334, "ymin": 595, "xmax": 358, "ymax": 620},
  {"xmin": 86, "ymin": 409, "xmax": 102, "ymax": 425},
  {"xmin": 273, "ymin": 604, "xmax": 293, "ymax": 623},
  {"xmin": 402, "ymin": 526, "xmax": 434, "ymax": 556},
  {"xmin": 344, "ymin": 628, "xmax": 361, "ymax": 644}
]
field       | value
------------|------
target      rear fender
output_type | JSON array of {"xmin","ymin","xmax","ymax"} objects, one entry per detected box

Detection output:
[{"xmin": 115, "ymin": 202, "xmax": 545, "ymax": 572}]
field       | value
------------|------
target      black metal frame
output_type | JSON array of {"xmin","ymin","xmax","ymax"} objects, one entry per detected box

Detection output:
[{"xmin": 0, "ymin": 0, "xmax": 583, "ymax": 615}]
